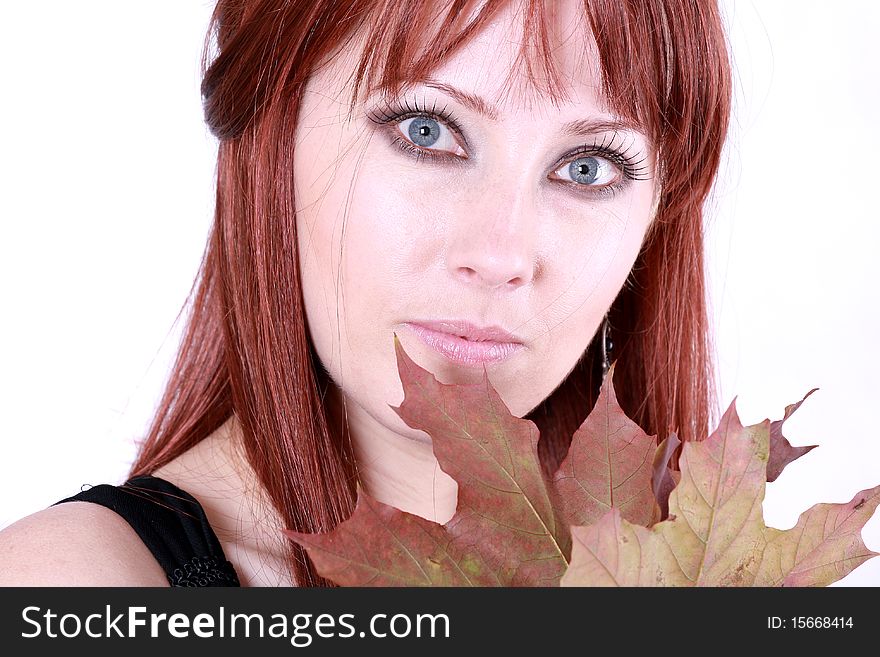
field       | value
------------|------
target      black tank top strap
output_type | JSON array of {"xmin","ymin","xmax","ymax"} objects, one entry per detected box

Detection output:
[{"xmin": 54, "ymin": 474, "xmax": 241, "ymax": 587}]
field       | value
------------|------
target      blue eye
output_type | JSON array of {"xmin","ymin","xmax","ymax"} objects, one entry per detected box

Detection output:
[
  {"xmin": 556, "ymin": 156, "xmax": 619, "ymax": 187},
  {"xmin": 396, "ymin": 116, "xmax": 467, "ymax": 158}
]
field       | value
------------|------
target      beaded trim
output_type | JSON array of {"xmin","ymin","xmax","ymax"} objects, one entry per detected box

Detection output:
[{"xmin": 168, "ymin": 555, "xmax": 241, "ymax": 587}]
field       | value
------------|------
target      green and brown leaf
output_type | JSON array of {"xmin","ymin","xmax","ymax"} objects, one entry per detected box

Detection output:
[{"xmin": 285, "ymin": 336, "xmax": 879, "ymax": 587}]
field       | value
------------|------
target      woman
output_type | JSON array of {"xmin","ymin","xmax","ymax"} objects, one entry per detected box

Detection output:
[{"xmin": 0, "ymin": 0, "xmax": 730, "ymax": 586}]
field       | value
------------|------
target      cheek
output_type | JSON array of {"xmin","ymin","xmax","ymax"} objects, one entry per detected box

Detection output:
[
  {"xmin": 293, "ymin": 123, "xmax": 359, "ymax": 366},
  {"xmin": 347, "ymin": 184, "xmax": 431, "ymax": 281},
  {"xmin": 542, "ymin": 198, "xmax": 650, "ymax": 322},
  {"xmin": 337, "ymin": 162, "xmax": 448, "ymax": 307},
  {"xmin": 293, "ymin": 147, "xmax": 444, "ymax": 369}
]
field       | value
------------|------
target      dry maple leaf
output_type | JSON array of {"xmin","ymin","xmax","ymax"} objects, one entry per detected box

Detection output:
[
  {"xmin": 285, "ymin": 337, "xmax": 658, "ymax": 585},
  {"xmin": 286, "ymin": 336, "xmax": 879, "ymax": 587},
  {"xmin": 766, "ymin": 389, "xmax": 818, "ymax": 482},
  {"xmin": 561, "ymin": 401, "xmax": 880, "ymax": 587}
]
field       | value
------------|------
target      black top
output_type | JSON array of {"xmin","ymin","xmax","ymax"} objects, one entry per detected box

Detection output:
[{"xmin": 54, "ymin": 475, "xmax": 241, "ymax": 587}]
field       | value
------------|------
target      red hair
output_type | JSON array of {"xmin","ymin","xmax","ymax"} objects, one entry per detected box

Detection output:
[{"xmin": 131, "ymin": 0, "xmax": 731, "ymax": 586}]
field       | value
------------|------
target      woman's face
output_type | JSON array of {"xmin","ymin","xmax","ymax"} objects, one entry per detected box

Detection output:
[{"xmin": 294, "ymin": 0, "xmax": 658, "ymax": 442}]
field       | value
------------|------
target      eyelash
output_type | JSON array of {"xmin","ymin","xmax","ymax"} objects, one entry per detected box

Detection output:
[
  {"xmin": 367, "ymin": 97, "xmax": 467, "ymax": 156},
  {"xmin": 366, "ymin": 97, "xmax": 651, "ymax": 198}
]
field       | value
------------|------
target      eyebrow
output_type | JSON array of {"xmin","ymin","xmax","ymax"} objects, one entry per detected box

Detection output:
[{"xmin": 421, "ymin": 78, "xmax": 643, "ymax": 138}]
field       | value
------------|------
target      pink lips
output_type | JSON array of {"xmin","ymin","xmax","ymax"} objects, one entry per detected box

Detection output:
[{"xmin": 404, "ymin": 320, "xmax": 525, "ymax": 367}]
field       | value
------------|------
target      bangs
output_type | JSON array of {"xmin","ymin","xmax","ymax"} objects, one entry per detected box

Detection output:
[{"xmin": 348, "ymin": 0, "xmax": 667, "ymax": 140}]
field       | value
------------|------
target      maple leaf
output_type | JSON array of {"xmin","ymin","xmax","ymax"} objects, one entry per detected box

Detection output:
[
  {"xmin": 651, "ymin": 432, "xmax": 681, "ymax": 521},
  {"xmin": 286, "ymin": 336, "xmax": 880, "ymax": 587},
  {"xmin": 283, "ymin": 484, "xmax": 499, "ymax": 586},
  {"xmin": 286, "ymin": 336, "xmax": 658, "ymax": 586},
  {"xmin": 561, "ymin": 400, "xmax": 880, "ymax": 587},
  {"xmin": 552, "ymin": 362, "xmax": 659, "ymax": 528},
  {"xmin": 766, "ymin": 388, "xmax": 818, "ymax": 482}
]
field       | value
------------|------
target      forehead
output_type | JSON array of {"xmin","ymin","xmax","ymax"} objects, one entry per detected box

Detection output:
[
  {"xmin": 350, "ymin": 0, "xmax": 612, "ymax": 118},
  {"xmin": 428, "ymin": 1, "xmax": 605, "ymax": 113}
]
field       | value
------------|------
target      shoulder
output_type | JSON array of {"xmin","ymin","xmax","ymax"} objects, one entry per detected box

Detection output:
[{"xmin": 0, "ymin": 501, "xmax": 169, "ymax": 586}]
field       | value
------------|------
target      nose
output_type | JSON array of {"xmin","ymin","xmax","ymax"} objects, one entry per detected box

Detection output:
[{"xmin": 446, "ymin": 179, "xmax": 538, "ymax": 291}]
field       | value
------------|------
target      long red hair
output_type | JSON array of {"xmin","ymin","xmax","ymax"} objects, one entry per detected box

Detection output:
[{"xmin": 131, "ymin": 0, "xmax": 731, "ymax": 586}]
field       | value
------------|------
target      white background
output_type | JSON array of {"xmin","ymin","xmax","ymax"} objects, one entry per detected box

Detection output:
[{"xmin": 1, "ymin": 1, "xmax": 878, "ymax": 585}]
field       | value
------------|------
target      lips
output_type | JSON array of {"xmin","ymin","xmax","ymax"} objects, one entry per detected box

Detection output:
[{"xmin": 403, "ymin": 320, "xmax": 525, "ymax": 367}]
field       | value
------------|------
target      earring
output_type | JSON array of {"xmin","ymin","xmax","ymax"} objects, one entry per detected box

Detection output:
[{"xmin": 600, "ymin": 315, "xmax": 613, "ymax": 384}]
